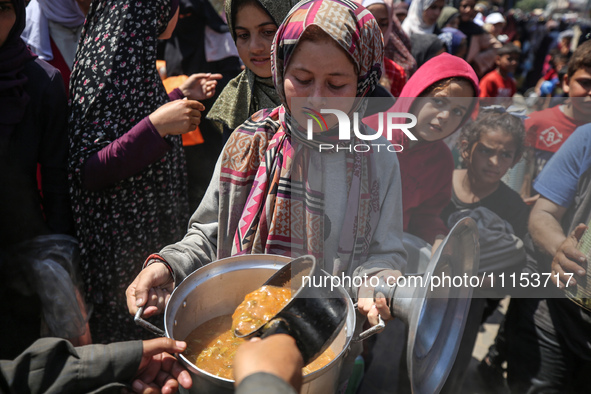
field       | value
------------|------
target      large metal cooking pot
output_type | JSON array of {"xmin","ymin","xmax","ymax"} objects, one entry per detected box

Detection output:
[
  {"xmin": 159, "ymin": 254, "xmax": 356, "ymax": 394},
  {"xmin": 135, "ymin": 218, "xmax": 479, "ymax": 394}
]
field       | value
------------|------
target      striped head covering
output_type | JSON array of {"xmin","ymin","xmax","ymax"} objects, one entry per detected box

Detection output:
[
  {"xmin": 272, "ymin": 0, "xmax": 383, "ymax": 104},
  {"xmin": 220, "ymin": 0, "xmax": 383, "ymax": 274},
  {"xmin": 352, "ymin": 0, "xmax": 417, "ymax": 77}
]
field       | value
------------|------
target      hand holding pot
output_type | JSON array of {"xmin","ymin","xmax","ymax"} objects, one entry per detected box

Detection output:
[
  {"xmin": 551, "ymin": 223, "xmax": 588, "ymax": 289},
  {"xmin": 126, "ymin": 262, "xmax": 174, "ymax": 317},
  {"xmin": 357, "ymin": 269, "xmax": 402, "ymax": 326}
]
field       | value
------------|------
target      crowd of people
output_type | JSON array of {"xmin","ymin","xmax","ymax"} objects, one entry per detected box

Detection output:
[{"xmin": 2, "ymin": 0, "xmax": 591, "ymax": 392}]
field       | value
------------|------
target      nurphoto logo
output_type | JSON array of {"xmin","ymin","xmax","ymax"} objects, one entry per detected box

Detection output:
[{"xmin": 305, "ymin": 109, "xmax": 418, "ymax": 152}]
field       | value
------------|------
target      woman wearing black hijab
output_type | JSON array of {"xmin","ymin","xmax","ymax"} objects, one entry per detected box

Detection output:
[
  {"xmin": 0, "ymin": 0, "xmax": 72, "ymax": 242},
  {"xmin": 0, "ymin": 0, "xmax": 76, "ymax": 358}
]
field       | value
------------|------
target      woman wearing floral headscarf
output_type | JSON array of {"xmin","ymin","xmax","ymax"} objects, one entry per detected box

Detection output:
[
  {"xmin": 359, "ymin": 0, "xmax": 417, "ymax": 76},
  {"xmin": 128, "ymin": 2, "xmax": 407, "ymax": 386},
  {"xmin": 362, "ymin": 0, "xmax": 408, "ymax": 95},
  {"xmin": 68, "ymin": 0, "xmax": 219, "ymax": 343}
]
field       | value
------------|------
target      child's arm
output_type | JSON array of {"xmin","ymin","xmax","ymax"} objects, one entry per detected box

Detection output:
[{"xmin": 520, "ymin": 146, "xmax": 537, "ymax": 203}]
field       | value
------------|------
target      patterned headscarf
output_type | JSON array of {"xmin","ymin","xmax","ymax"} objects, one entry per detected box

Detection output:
[
  {"xmin": 69, "ymin": 0, "xmax": 176, "ymax": 168},
  {"xmin": 68, "ymin": 0, "xmax": 188, "ymax": 341},
  {"xmin": 353, "ymin": 0, "xmax": 416, "ymax": 77},
  {"xmin": 273, "ymin": 0, "xmax": 383, "ymax": 103},
  {"xmin": 220, "ymin": 0, "xmax": 383, "ymax": 274},
  {"xmin": 382, "ymin": 0, "xmax": 416, "ymax": 75}
]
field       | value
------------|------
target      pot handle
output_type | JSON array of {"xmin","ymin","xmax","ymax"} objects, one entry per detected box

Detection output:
[
  {"xmin": 134, "ymin": 306, "xmax": 166, "ymax": 337},
  {"xmin": 351, "ymin": 303, "xmax": 385, "ymax": 342}
]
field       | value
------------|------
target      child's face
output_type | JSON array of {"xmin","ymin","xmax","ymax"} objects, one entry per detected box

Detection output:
[
  {"xmin": 445, "ymin": 15, "xmax": 460, "ymax": 29},
  {"xmin": 564, "ymin": 67, "xmax": 591, "ymax": 118},
  {"xmin": 464, "ymin": 128, "xmax": 517, "ymax": 186},
  {"xmin": 411, "ymin": 80, "xmax": 474, "ymax": 142},
  {"xmin": 234, "ymin": 3, "xmax": 277, "ymax": 78},
  {"xmin": 496, "ymin": 53, "xmax": 518, "ymax": 74},
  {"xmin": 396, "ymin": 10, "xmax": 407, "ymax": 24},
  {"xmin": 459, "ymin": 0, "xmax": 476, "ymax": 22},
  {"xmin": 560, "ymin": 37, "xmax": 572, "ymax": 55},
  {"xmin": 564, "ymin": 67, "xmax": 591, "ymax": 98},
  {"xmin": 492, "ymin": 22, "xmax": 505, "ymax": 36},
  {"xmin": 284, "ymin": 38, "xmax": 357, "ymax": 132}
]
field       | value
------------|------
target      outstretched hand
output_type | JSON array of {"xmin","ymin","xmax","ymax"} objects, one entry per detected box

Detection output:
[
  {"xmin": 179, "ymin": 73, "xmax": 223, "ymax": 101},
  {"xmin": 131, "ymin": 338, "xmax": 192, "ymax": 394}
]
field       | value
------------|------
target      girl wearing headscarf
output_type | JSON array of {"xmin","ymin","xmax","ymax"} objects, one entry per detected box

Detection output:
[
  {"xmin": 437, "ymin": 5, "xmax": 460, "ymax": 30},
  {"xmin": 362, "ymin": 0, "xmax": 408, "ymax": 96},
  {"xmin": 128, "ymin": 1, "xmax": 407, "ymax": 388},
  {"xmin": 365, "ymin": 53, "xmax": 479, "ymax": 250},
  {"xmin": 392, "ymin": 1, "xmax": 408, "ymax": 24},
  {"xmin": 401, "ymin": 0, "xmax": 445, "ymax": 38},
  {"xmin": 206, "ymin": 0, "xmax": 299, "ymax": 140},
  {"xmin": 438, "ymin": 27, "xmax": 468, "ymax": 58},
  {"xmin": 68, "ymin": 0, "xmax": 218, "ymax": 342},
  {"xmin": 376, "ymin": 0, "xmax": 417, "ymax": 76},
  {"xmin": 0, "ymin": 0, "xmax": 75, "ymax": 357}
]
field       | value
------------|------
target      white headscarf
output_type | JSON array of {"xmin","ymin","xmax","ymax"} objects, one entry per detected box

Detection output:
[
  {"xmin": 21, "ymin": 0, "xmax": 85, "ymax": 65},
  {"xmin": 38, "ymin": 0, "xmax": 85, "ymax": 27},
  {"xmin": 362, "ymin": 0, "xmax": 386, "ymax": 7},
  {"xmin": 402, "ymin": 0, "xmax": 437, "ymax": 37}
]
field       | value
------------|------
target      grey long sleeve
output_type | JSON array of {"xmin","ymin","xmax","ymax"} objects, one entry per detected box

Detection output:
[
  {"xmin": 236, "ymin": 372, "xmax": 297, "ymax": 394},
  {"xmin": 157, "ymin": 155, "xmax": 222, "ymax": 284},
  {"xmin": 0, "ymin": 338, "xmax": 142, "ymax": 394}
]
